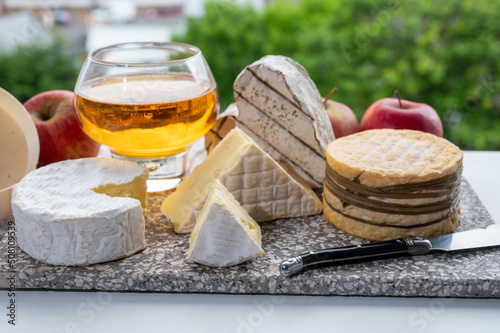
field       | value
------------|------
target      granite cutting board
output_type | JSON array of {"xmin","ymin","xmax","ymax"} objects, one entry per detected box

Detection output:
[{"xmin": 0, "ymin": 178, "xmax": 499, "ymax": 298}]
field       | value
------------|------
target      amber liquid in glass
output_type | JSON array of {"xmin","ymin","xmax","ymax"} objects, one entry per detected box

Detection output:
[{"xmin": 75, "ymin": 73, "xmax": 218, "ymax": 158}]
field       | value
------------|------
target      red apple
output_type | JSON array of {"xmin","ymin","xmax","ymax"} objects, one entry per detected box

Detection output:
[
  {"xmin": 24, "ymin": 90, "xmax": 100, "ymax": 167},
  {"xmin": 325, "ymin": 99, "xmax": 359, "ymax": 138},
  {"xmin": 360, "ymin": 94, "xmax": 443, "ymax": 137}
]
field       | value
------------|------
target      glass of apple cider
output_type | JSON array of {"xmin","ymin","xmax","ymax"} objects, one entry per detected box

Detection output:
[{"xmin": 74, "ymin": 42, "xmax": 219, "ymax": 191}]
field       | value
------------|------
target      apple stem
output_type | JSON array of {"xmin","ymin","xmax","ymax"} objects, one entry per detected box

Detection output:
[
  {"xmin": 41, "ymin": 104, "xmax": 53, "ymax": 121},
  {"xmin": 323, "ymin": 87, "xmax": 339, "ymax": 107},
  {"xmin": 394, "ymin": 90, "xmax": 403, "ymax": 109}
]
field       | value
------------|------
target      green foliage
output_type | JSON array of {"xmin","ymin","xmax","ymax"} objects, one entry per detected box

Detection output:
[
  {"xmin": 174, "ymin": 0, "xmax": 500, "ymax": 150},
  {"xmin": 0, "ymin": 40, "xmax": 80, "ymax": 103}
]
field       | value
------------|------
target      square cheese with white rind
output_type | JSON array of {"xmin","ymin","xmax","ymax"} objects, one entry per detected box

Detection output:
[
  {"xmin": 231, "ymin": 55, "xmax": 335, "ymax": 188},
  {"xmin": 11, "ymin": 158, "xmax": 148, "ymax": 266},
  {"xmin": 205, "ymin": 103, "xmax": 322, "ymax": 188},
  {"xmin": 161, "ymin": 128, "xmax": 322, "ymax": 233},
  {"xmin": 187, "ymin": 180, "xmax": 264, "ymax": 267}
]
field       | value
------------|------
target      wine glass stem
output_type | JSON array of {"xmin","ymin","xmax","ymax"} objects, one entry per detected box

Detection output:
[{"xmin": 111, "ymin": 150, "xmax": 187, "ymax": 192}]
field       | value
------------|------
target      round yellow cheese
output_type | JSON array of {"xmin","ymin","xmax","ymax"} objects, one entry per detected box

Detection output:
[{"xmin": 323, "ymin": 129, "xmax": 463, "ymax": 241}]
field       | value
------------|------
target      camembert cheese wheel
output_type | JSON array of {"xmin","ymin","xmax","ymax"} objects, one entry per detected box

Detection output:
[
  {"xmin": 323, "ymin": 129, "xmax": 463, "ymax": 241},
  {"xmin": 11, "ymin": 158, "xmax": 149, "ymax": 266}
]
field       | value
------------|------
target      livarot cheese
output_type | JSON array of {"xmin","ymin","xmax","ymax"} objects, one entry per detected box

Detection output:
[{"xmin": 323, "ymin": 129, "xmax": 463, "ymax": 241}]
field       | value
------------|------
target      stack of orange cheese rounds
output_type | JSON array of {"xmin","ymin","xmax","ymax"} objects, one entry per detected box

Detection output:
[{"xmin": 323, "ymin": 129, "xmax": 463, "ymax": 241}]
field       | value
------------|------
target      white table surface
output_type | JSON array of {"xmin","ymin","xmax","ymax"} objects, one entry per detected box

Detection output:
[{"xmin": 2, "ymin": 151, "xmax": 500, "ymax": 333}]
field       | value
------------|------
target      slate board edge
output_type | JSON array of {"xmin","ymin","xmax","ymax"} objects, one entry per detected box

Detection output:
[{"xmin": 1, "ymin": 178, "xmax": 499, "ymax": 299}]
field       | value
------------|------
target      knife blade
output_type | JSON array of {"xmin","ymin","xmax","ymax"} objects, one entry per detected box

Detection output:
[{"xmin": 280, "ymin": 224, "xmax": 500, "ymax": 277}]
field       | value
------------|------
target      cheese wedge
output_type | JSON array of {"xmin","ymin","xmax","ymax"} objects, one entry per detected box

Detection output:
[
  {"xmin": 11, "ymin": 158, "xmax": 148, "ymax": 266},
  {"xmin": 205, "ymin": 103, "xmax": 239, "ymax": 152},
  {"xmin": 231, "ymin": 55, "xmax": 335, "ymax": 188},
  {"xmin": 187, "ymin": 180, "xmax": 264, "ymax": 267},
  {"xmin": 205, "ymin": 104, "xmax": 322, "ymax": 186},
  {"xmin": 161, "ymin": 128, "xmax": 322, "ymax": 233}
]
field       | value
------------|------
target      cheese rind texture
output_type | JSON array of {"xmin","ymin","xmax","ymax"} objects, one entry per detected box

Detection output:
[
  {"xmin": 11, "ymin": 158, "xmax": 148, "ymax": 266},
  {"xmin": 326, "ymin": 129, "xmax": 463, "ymax": 186},
  {"xmin": 161, "ymin": 128, "xmax": 322, "ymax": 233},
  {"xmin": 231, "ymin": 55, "xmax": 335, "ymax": 188},
  {"xmin": 187, "ymin": 181, "xmax": 264, "ymax": 267},
  {"xmin": 323, "ymin": 129, "xmax": 463, "ymax": 241},
  {"xmin": 206, "ymin": 104, "xmax": 325, "ymax": 188},
  {"xmin": 323, "ymin": 191, "xmax": 461, "ymax": 241}
]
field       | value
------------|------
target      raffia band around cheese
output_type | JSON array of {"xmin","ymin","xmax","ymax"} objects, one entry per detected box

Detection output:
[
  {"xmin": 323, "ymin": 194, "xmax": 461, "ymax": 241},
  {"xmin": 324, "ymin": 197, "xmax": 460, "ymax": 229},
  {"xmin": 323, "ymin": 129, "xmax": 463, "ymax": 241},
  {"xmin": 325, "ymin": 164, "xmax": 462, "ymax": 216}
]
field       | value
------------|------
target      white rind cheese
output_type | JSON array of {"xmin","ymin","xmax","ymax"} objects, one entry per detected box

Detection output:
[
  {"xmin": 231, "ymin": 55, "xmax": 335, "ymax": 188},
  {"xmin": 187, "ymin": 180, "xmax": 264, "ymax": 267},
  {"xmin": 11, "ymin": 158, "xmax": 148, "ymax": 266},
  {"xmin": 206, "ymin": 104, "xmax": 326, "ymax": 188},
  {"xmin": 161, "ymin": 128, "xmax": 322, "ymax": 233}
]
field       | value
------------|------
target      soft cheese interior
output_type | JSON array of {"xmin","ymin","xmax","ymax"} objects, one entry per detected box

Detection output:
[
  {"xmin": 161, "ymin": 128, "xmax": 322, "ymax": 233},
  {"xmin": 0, "ymin": 108, "xmax": 29, "ymax": 189},
  {"xmin": 187, "ymin": 180, "xmax": 263, "ymax": 267}
]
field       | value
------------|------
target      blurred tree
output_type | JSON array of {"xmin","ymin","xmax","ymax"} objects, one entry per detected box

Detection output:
[
  {"xmin": 0, "ymin": 40, "xmax": 80, "ymax": 103},
  {"xmin": 174, "ymin": 0, "xmax": 500, "ymax": 150}
]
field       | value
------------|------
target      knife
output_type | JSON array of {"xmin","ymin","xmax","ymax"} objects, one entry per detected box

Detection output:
[{"xmin": 280, "ymin": 224, "xmax": 500, "ymax": 277}]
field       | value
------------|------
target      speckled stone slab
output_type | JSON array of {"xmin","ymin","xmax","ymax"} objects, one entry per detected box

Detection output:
[{"xmin": 1, "ymin": 178, "xmax": 499, "ymax": 298}]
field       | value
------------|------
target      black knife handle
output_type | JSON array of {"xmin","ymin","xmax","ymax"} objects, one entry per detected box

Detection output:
[{"xmin": 280, "ymin": 236, "xmax": 432, "ymax": 277}]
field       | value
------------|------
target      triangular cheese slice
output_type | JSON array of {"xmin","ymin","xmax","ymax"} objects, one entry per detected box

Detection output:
[
  {"xmin": 161, "ymin": 128, "xmax": 322, "ymax": 233},
  {"xmin": 187, "ymin": 180, "xmax": 264, "ymax": 267}
]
